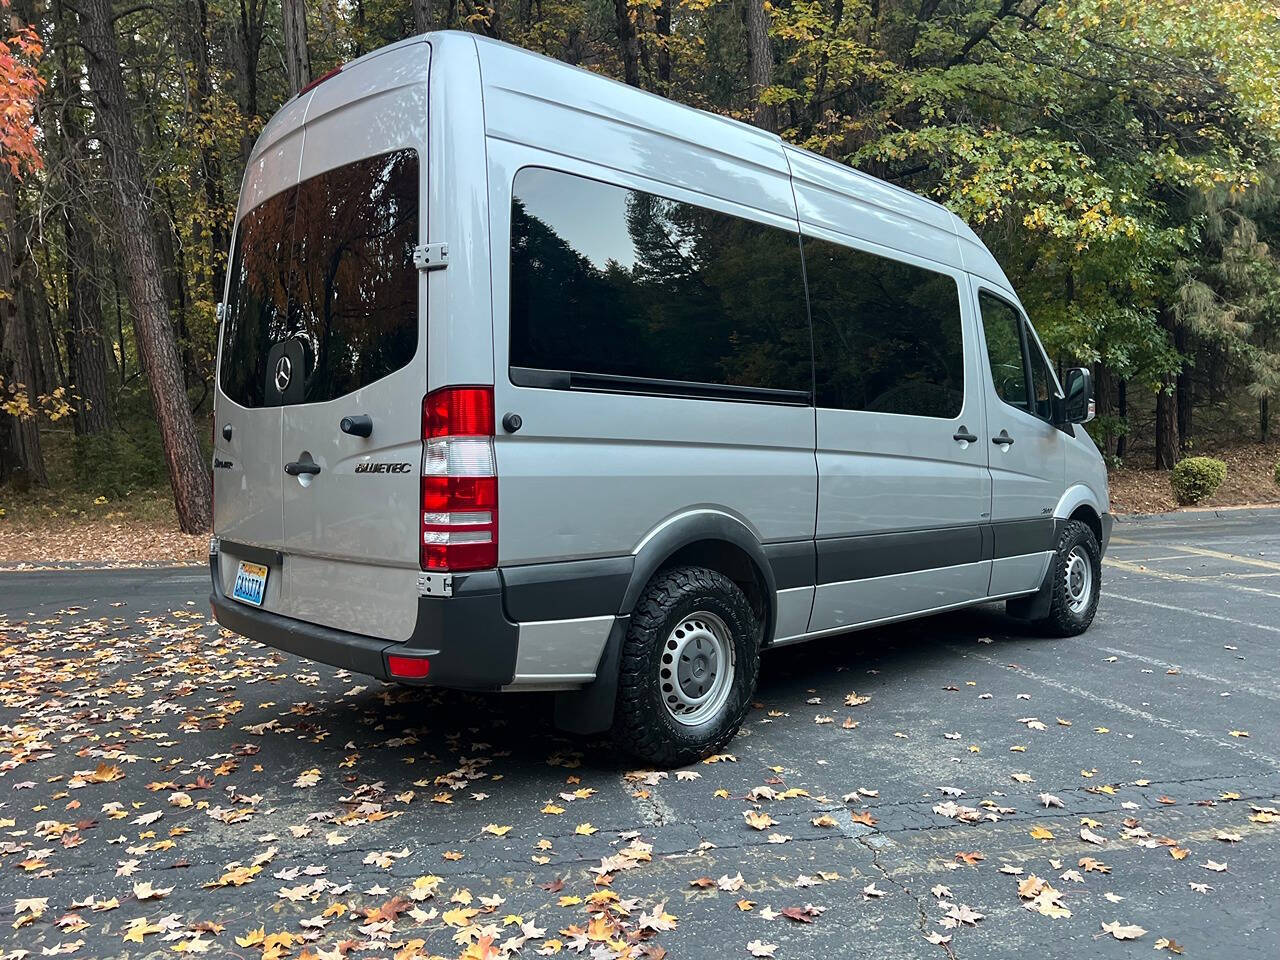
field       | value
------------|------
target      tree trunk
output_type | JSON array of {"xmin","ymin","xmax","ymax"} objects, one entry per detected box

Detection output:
[
  {"xmin": 654, "ymin": 0, "xmax": 671, "ymax": 87},
  {"xmin": 77, "ymin": 0, "xmax": 213, "ymax": 531},
  {"xmin": 613, "ymin": 0, "xmax": 641, "ymax": 87},
  {"xmin": 281, "ymin": 0, "xmax": 311, "ymax": 95},
  {"xmin": 1154, "ymin": 308, "xmax": 1179, "ymax": 469},
  {"xmin": 1094, "ymin": 359, "xmax": 1115, "ymax": 458},
  {"xmin": 1155, "ymin": 384, "xmax": 1179, "ymax": 469},
  {"xmin": 52, "ymin": 16, "xmax": 113, "ymax": 434},
  {"xmin": 746, "ymin": 0, "xmax": 774, "ymax": 131},
  {"xmin": 64, "ymin": 215, "xmax": 112, "ymax": 434},
  {"xmin": 0, "ymin": 169, "xmax": 48, "ymax": 488},
  {"xmin": 413, "ymin": 0, "xmax": 431, "ymax": 33},
  {"xmin": 1175, "ymin": 325, "xmax": 1192, "ymax": 453},
  {"xmin": 185, "ymin": 0, "xmax": 229, "ymax": 297},
  {"xmin": 231, "ymin": 0, "xmax": 266, "ymax": 164},
  {"xmin": 1261, "ymin": 396, "xmax": 1270, "ymax": 443},
  {"xmin": 1116, "ymin": 379, "xmax": 1128, "ymax": 460}
]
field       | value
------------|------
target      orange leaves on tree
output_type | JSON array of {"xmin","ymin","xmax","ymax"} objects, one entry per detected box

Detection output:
[{"xmin": 0, "ymin": 0, "xmax": 44, "ymax": 177}]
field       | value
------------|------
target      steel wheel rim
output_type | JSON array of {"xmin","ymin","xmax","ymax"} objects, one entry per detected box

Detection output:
[
  {"xmin": 1065, "ymin": 546, "xmax": 1093, "ymax": 614},
  {"xmin": 659, "ymin": 611, "xmax": 735, "ymax": 726}
]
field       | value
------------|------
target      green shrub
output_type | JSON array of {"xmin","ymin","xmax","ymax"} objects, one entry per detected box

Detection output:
[{"xmin": 1170, "ymin": 456, "xmax": 1227, "ymax": 505}]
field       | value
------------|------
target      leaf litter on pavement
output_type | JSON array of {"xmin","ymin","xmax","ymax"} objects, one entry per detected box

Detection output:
[{"xmin": 0, "ymin": 600, "xmax": 1275, "ymax": 959}]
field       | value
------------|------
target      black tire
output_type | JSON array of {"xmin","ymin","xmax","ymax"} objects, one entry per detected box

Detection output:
[
  {"xmin": 1032, "ymin": 519, "xmax": 1101, "ymax": 637},
  {"xmin": 612, "ymin": 565, "xmax": 760, "ymax": 767}
]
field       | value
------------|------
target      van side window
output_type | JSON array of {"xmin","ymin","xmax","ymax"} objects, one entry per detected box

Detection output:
[
  {"xmin": 978, "ymin": 291, "xmax": 1057, "ymax": 421},
  {"xmin": 1025, "ymin": 333, "xmax": 1056, "ymax": 421},
  {"xmin": 978, "ymin": 291, "xmax": 1030, "ymax": 413},
  {"xmin": 509, "ymin": 168, "xmax": 812, "ymax": 397},
  {"xmin": 804, "ymin": 237, "xmax": 965, "ymax": 418}
]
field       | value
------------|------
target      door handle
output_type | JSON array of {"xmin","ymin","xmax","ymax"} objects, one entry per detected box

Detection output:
[
  {"xmin": 284, "ymin": 460, "xmax": 322, "ymax": 476},
  {"xmin": 953, "ymin": 428, "xmax": 978, "ymax": 443},
  {"xmin": 992, "ymin": 431, "xmax": 1015, "ymax": 447}
]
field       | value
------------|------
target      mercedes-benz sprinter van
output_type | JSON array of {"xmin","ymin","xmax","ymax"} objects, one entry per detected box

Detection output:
[{"xmin": 210, "ymin": 31, "xmax": 1112, "ymax": 766}]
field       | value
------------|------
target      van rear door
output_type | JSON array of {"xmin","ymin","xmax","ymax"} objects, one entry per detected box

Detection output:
[
  {"xmin": 214, "ymin": 96, "xmax": 308, "ymax": 596},
  {"xmin": 215, "ymin": 42, "xmax": 429, "ymax": 642}
]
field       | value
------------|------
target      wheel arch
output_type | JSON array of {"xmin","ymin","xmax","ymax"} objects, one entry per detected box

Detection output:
[
  {"xmin": 1055, "ymin": 483, "xmax": 1103, "ymax": 526},
  {"xmin": 622, "ymin": 511, "xmax": 778, "ymax": 647},
  {"xmin": 555, "ymin": 510, "xmax": 778, "ymax": 737}
]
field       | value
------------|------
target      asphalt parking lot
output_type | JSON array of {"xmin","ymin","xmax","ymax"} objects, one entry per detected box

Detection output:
[{"xmin": 2, "ymin": 510, "xmax": 1278, "ymax": 959}]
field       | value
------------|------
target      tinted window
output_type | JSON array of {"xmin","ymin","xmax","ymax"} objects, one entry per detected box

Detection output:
[
  {"xmin": 219, "ymin": 149, "xmax": 419, "ymax": 408},
  {"xmin": 1025, "ymin": 334, "xmax": 1056, "ymax": 420},
  {"xmin": 978, "ymin": 291, "xmax": 1030, "ymax": 412},
  {"xmin": 221, "ymin": 188, "xmax": 294, "ymax": 408},
  {"xmin": 804, "ymin": 237, "xmax": 964, "ymax": 418},
  {"xmin": 509, "ymin": 168, "xmax": 812, "ymax": 395}
]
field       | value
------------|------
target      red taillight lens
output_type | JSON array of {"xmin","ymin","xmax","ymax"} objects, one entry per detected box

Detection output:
[
  {"xmin": 387, "ymin": 654, "xmax": 431, "ymax": 678},
  {"xmin": 420, "ymin": 387, "xmax": 497, "ymax": 572},
  {"xmin": 423, "ymin": 386, "xmax": 494, "ymax": 439}
]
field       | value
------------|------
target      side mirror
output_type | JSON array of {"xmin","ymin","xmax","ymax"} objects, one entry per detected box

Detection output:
[{"xmin": 1061, "ymin": 367, "xmax": 1095, "ymax": 425}]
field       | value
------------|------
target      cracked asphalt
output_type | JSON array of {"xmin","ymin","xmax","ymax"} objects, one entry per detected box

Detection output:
[{"xmin": 2, "ymin": 509, "xmax": 1278, "ymax": 959}]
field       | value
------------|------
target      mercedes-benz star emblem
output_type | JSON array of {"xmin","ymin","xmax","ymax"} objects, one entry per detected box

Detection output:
[{"xmin": 274, "ymin": 355, "xmax": 292, "ymax": 393}]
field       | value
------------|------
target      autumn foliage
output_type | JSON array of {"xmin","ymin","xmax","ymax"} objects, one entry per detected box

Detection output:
[{"xmin": 0, "ymin": 0, "xmax": 42, "ymax": 177}]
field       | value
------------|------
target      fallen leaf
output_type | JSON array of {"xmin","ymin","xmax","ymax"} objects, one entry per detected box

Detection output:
[{"xmin": 1100, "ymin": 921, "xmax": 1147, "ymax": 940}]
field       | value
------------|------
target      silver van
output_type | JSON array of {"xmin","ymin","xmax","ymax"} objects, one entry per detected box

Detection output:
[{"xmin": 210, "ymin": 32, "xmax": 1111, "ymax": 765}]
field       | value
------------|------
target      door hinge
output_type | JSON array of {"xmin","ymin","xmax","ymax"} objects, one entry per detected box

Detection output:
[
  {"xmin": 417, "ymin": 572, "xmax": 453, "ymax": 598},
  {"xmin": 413, "ymin": 242, "xmax": 449, "ymax": 271}
]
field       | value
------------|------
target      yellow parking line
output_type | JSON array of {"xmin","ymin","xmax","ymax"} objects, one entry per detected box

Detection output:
[
  {"xmin": 1103, "ymin": 557, "xmax": 1280, "ymax": 599},
  {"xmin": 1160, "ymin": 544, "xmax": 1280, "ymax": 572}
]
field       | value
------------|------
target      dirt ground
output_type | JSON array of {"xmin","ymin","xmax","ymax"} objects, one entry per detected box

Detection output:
[
  {"xmin": 1108, "ymin": 441, "xmax": 1280, "ymax": 514},
  {"xmin": 0, "ymin": 490, "xmax": 205, "ymax": 570}
]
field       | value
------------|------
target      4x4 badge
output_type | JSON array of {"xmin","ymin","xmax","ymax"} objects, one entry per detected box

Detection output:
[{"xmin": 274, "ymin": 355, "xmax": 292, "ymax": 392}]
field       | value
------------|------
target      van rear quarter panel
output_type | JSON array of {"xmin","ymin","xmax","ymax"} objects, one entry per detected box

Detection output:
[{"xmin": 477, "ymin": 67, "xmax": 819, "ymax": 566}]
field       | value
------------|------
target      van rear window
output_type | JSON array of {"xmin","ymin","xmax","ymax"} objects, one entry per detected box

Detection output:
[{"xmin": 220, "ymin": 149, "xmax": 420, "ymax": 408}]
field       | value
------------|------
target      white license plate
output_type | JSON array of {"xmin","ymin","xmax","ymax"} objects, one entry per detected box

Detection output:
[{"xmin": 231, "ymin": 561, "xmax": 269, "ymax": 606}]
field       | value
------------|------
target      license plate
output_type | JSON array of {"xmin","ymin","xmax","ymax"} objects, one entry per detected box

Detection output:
[{"xmin": 231, "ymin": 561, "xmax": 269, "ymax": 606}]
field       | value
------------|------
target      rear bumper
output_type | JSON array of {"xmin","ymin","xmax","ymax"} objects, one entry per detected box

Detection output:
[{"xmin": 210, "ymin": 555, "xmax": 521, "ymax": 689}]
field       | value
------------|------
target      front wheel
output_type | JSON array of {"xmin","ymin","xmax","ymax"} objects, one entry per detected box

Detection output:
[
  {"xmin": 1032, "ymin": 519, "xmax": 1101, "ymax": 637},
  {"xmin": 612, "ymin": 566, "xmax": 759, "ymax": 767}
]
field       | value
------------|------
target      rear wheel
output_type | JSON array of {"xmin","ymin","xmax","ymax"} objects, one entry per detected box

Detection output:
[
  {"xmin": 1032, "ymin": 519, "xmax": 1101, "ymax": 637},
  {"xmin": 613, "ymin": 566, "xmax": 759, "ymax": 767}
]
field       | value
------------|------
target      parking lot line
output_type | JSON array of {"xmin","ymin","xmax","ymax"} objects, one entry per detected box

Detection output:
[
  {"xmin": 1094, "ymin": 644, "xmax": 1280, "ymax": 702},
  {"xmin": 1157, "ymin": 544, "xmax": 1280, "ymax": 571},
  {"xmin": 1106, "ymin": 592, "xmax": 1280, "ymax": 634},
  {"xmin": 1104, "ymin": 557, "xmax": 1280, "ymax": 599},
  {"xmin": 957, "ymin": 649, "xmax": 1280, "ymax": 769}
]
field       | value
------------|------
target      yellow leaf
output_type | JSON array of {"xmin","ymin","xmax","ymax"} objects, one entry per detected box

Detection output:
[
  {"xmin": 1029, "ymin": 826, "xmax": 1054, "ymax": 841},
  {"xmin": 575, "ymin": 823, "xmax": 598, "ymax": 836},
  {"xmin": 442, "ymin": 907, "xmax": 478, "ymax": 927},
  {"xmin": 482, "ymin": 824, "xmax": 512, "ymax": 837}
]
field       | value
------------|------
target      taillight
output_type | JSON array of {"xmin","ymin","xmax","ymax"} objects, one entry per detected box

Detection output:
[{"xmin": 420, "ymin": 386, "xmax": 497, "ymax": 571}]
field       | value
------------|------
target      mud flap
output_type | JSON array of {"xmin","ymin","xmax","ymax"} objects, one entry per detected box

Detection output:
[
  {"xmin": 553, "ymin": 615, "xmax": 630, "ymax": 735},
  {"xmin": 1006, "ymin": 556, "xmax": 1055, "ymax": 621}
]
